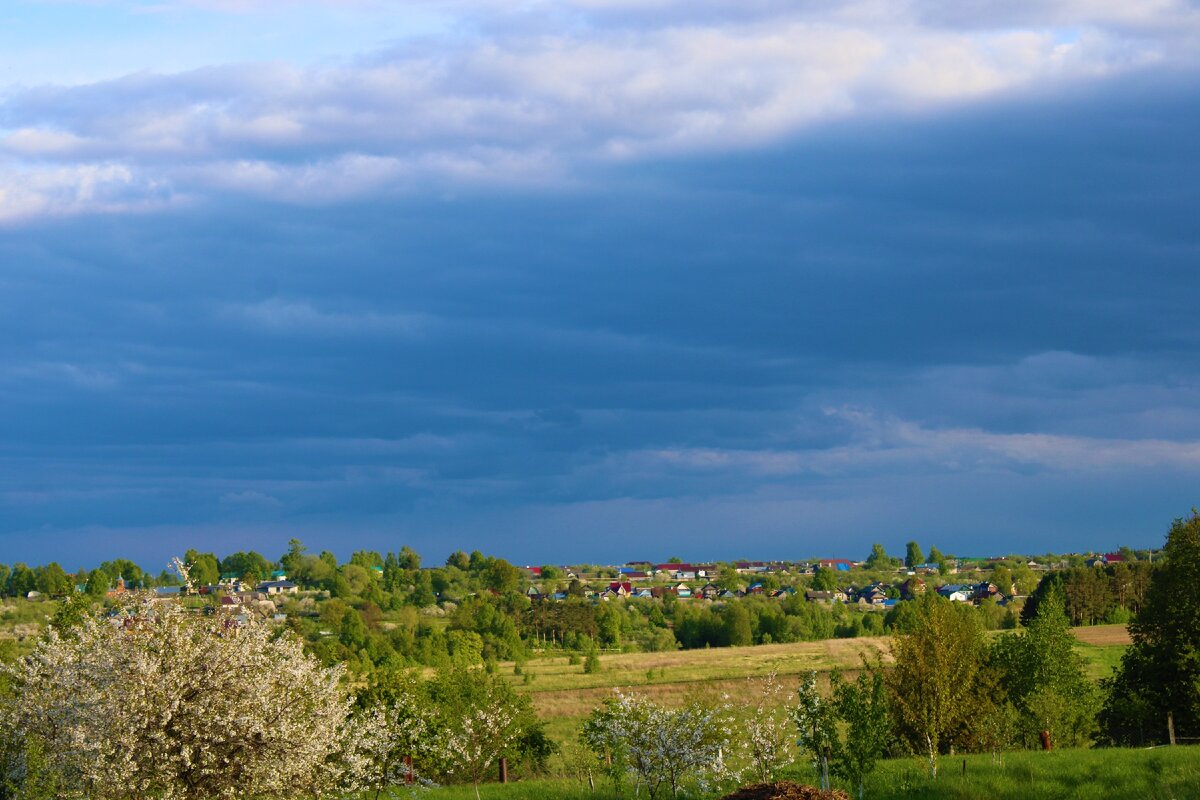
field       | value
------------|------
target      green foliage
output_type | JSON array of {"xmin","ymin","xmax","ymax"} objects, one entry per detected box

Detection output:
[
  {"xmin": 1100, "ymin": 510, "xmax": 1200, "ymax": 745},
  {"xmin": 792, "ymin": 672, "xmax": 839, "ymax": 791},
  {"xmin": 886, "ymin": 594, "xmax": 990, "ymax": 776},
  {"xmin": 990, "ymin": 590, "xmax": 1096, "ymax": 748},
  {"xmin": 864, "ymin": 544, "xmax": 896, "ymax": 571},
  {"xmin": 810, "ymin": 566, "xmax": 839, "ymax": 591},
  {"xmin": 905, "ymin": 542, "xmax": 924, "ymax": 569},
  {"xmin": 831, "ymin": 664, "xmax": 892, "ymax": 800}
]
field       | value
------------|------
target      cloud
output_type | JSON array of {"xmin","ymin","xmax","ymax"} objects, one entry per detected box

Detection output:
[
  {"xmin": 2, "ymin": 0, "xmax": 1195, "ymax": 218},
  {"xmin": 0, "ymin": 161, "xmax": 175, "ymax": 222}
]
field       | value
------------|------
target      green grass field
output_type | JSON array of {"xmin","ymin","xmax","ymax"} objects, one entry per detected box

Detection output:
[
  {"xmin": 502, "ymin": 625, "xmax": 1131, "ymax": 749},
  {"xmin": 414, "ymin": 746, "xmax": 1200, "ymax": 800}
]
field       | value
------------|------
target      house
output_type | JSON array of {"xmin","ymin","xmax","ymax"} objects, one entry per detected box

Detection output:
[
  {"xmin": 857, "ymin": 586, "xmax": 889, "ymax": 606},
  {"xmin": 771, "ymin": 586, "xmax": 797, "ymax": 598},
  {"xmin": 700, "ymin": 583, "xmax": 722, "ymax": 600},
  {"xmin": 912, "ymin": 563, "xmax": 940, "ymax": 574},
  {"xmin": 607, "ymin": 581, "xmax": 633, "ymax": 597},
  {"xmin": 257, "ymin": 580, "xmax": 298, "ymax": 595},
  {"xmin": 633, "ymin": 588, "xmax": 654, "ymax": 599},
  {"xmin": 901, "ymin": 577, "xmax": 926, "ymax": 600},
  {"xmin": 805, "ymin": 589, "xmax": 848, "ymax": 603},
  {"xmin": 973, "ymin": 582, "xmax": 1001, "ymax": 601},
  {"xmin": 674, "ymin": 583, "xmax": 693, "ymax": 598},
  {"xmin": 936, "ymin": 584, "xmax": 973, "ymax": 603},
  {"xmin": 818, "ymin": 559, "xmax": 854, "ymax": 572},
  {"xmin": 746, "ymin": 582, "xmax": 765, "ymax": 595},
  {"xmin": 525, "ymin": 586, "xmax": 542, "ymax": 600}
]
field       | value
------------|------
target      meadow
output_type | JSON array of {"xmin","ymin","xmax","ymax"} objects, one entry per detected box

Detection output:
[
  {"xmin": 417, "ymin": 746, "xmax": 1200, "ymax": 800},
  {"xmin": 501, "ymin": 625, "xmax": 1131, "ymax": 748}
]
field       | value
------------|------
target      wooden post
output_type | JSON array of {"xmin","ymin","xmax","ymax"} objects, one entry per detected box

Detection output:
[
  {"xmin": 1168, "ymin": 712, "xmax": 1176, "ymax": 746},
  {"xmin": 498, "ymin": 757, "xmax": 508, "ymax": 784},
  {"xmin": 404, "ymin": 754, "xmax": 414, "ymax": 785},
  {"xmin": 962, "ymin": 759, "xmax": 966, "ymax": 776},
  {"xmin": 1040, "ymin": 730, "xmax": 1052, "ymax": 751}
]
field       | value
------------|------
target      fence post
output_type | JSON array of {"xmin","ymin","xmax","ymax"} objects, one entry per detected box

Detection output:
[
  {"xmin": 499, "ymin": 756, "xmax": 508, "ymax": 783},
  {"xmin": 1040, "ymin": 730, "xmax": 1052, "ymax": 751},
  {"xmin": 1168, "ymin": 712, "xmax": 1176, "ymax": 746},
  {"xmin": 404, "ymin": 754, "xmax": 414, "ymax": 785}
]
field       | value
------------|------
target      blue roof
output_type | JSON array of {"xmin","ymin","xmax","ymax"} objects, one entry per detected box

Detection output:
[{"xmin": 835, "ymin": 563, "xmax": 851, "ymax": 571}]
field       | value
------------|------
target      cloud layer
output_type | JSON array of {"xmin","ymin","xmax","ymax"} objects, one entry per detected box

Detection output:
[
  {"xmin": 0, "ymin": 1, "xmax": 1198, "ymax": 566},
  {"xmin": 3, "ymin": 0, "xmax": 1199, "ymax": 220}
]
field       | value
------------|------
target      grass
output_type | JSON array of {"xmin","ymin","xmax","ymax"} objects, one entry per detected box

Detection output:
[
  {"xmin": 412, "ymin": 746, "xmax": 1200, "ymax": 800},
  {"xmin": 503, "ymin": 626, "xmax": 1131, "ymax": 748}
]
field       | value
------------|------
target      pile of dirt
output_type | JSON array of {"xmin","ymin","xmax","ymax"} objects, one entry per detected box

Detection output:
[{"xmin": 719, "ymin": 782, "xmax": 852, "ymax": 800}]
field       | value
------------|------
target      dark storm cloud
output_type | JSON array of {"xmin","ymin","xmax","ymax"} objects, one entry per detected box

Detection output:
[{"xmin": 0, "ymin": 72, "xmax": 1198, "ymax": 567}]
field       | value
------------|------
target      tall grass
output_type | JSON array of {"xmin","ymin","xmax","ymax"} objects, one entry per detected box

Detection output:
[{"xmin": 413, "ymin": 747, "xmax": 1200, "ymax": 800}]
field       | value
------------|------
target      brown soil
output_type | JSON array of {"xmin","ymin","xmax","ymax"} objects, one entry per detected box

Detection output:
[{"xmin": 720, "ymin": 782, "xmax": 852, "ymax": 800}]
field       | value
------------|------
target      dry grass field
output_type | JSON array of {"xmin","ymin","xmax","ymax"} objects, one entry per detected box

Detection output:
[{"xmin": 505, "ymin": 625, "xmax": 1132, "ymax": 745}]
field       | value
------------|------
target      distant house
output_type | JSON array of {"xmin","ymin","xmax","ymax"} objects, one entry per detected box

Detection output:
[
  {"xmin": 700, "ymin": 583, "xmax": 722, "ymax": 600},
  {"xmin": 257, "ymin": 580, "xmax": 298, "ymax": 596},
  {"xmin": 747, "ymin": 582, "xmax": 765, "ymax": 595},
  {"xmin": 857, "ymin": 586, "xmax": 889, "ymax": 606},
  {"xmin": 818, "ymin": 559, "xmax": 854, "ymax": 572},
  {"xmin": 805, "ymin": 589, "xmax": 848, "ymax": 603},
  {"xmin": 901, "ymin": 577, "xmax": 926, "ymax": 600},
  {"xmin": 936, "ymin": 584, "xmax": 973, "ymax": 603},
  {"xmin": 607, "ymin": 581, "xmax": 633, "ymax": 598}
]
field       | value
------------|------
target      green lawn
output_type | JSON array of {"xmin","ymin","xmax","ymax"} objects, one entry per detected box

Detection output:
[{"xmin": 412, "ymin": 746, "xmax": 1200, "ymax": 800}]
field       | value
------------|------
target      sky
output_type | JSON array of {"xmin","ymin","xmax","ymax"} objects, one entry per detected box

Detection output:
[{"xmin": 1, "ymin": 0, "xmax": 1199, "ymax": 570}]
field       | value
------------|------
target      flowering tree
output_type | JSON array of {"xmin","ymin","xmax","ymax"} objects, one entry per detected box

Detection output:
[
  {"xmin": 0, "ymin": 589, "xmax": 356, "ymax": 800},
  {"xmin": 739, "ymin": 674, "xmax": 795, "ymax": 783},
  {"xmin": 340, "ymin": 705, "xmax": 439, "ymax": 800},
  {"xmin": 582, "ymin": 692, "xmax": 730, "ymax": 799}
]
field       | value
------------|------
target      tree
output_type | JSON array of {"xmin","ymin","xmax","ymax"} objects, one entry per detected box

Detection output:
[
  {"xmin": 446, "ymin": 551, "xmax": 470, "ymax": 571},
  {"xmin": 927, "ymin": 546, "xmax": 947, "ymax": 573},
  {"xmin": 740, "ymin": 674, "xmax": 794, "ymax": 784},
  {"xmin": 811, "ymin": 566, "xmax": 838, "ymax": 591},
  {"xmin": 905, "ymin": 541, "xmax": 924, "ymax": 569},
  {"xmin": 1100, "ymin": 510, "xmax": 1200, "ymax": 745},
  {"xmin": 831, "ymin": 664, "xmax": 891, "ymax": 800},
  {"xmin": 990, "ymin": 589, "xmax": 1095, "ymax": 748},
  {"xmin": 183, "ymin": 549, "xmax": 219, "ymax": 587},
  {"xmin": 864, "ymin": 543, "xmax": 893, "ymax": 571},
  {"xmin": 0, "ymin": 592, "xmax": 354, "ymax": 799},
  {"xmin": 886, "ymin": 594, "xmax": 989, "ymax": 777},
  {"xmin": 582, "ymin": 692, "xmax": 729, "ymax": 799},
  {"xmin": 792, "ymin": 672, "xmax": 838, "ymax": 791},
  {"xmin": 430, "ymin": 666, "xmax": 535, "ymax": 800}
]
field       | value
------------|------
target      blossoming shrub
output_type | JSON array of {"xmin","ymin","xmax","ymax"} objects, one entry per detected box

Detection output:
[{"xmin": 0, "ymin": 598, "xmax": 355, "ymax": 800}]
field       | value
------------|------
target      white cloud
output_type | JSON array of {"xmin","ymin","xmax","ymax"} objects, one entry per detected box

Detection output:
[
  {"xmin": 1, "ymin": 0, "xmax": 1196, "ymax": 219},
  {"xmin": 632, "ymin": 408, "xmax": 1200, "ymax": 484}
]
